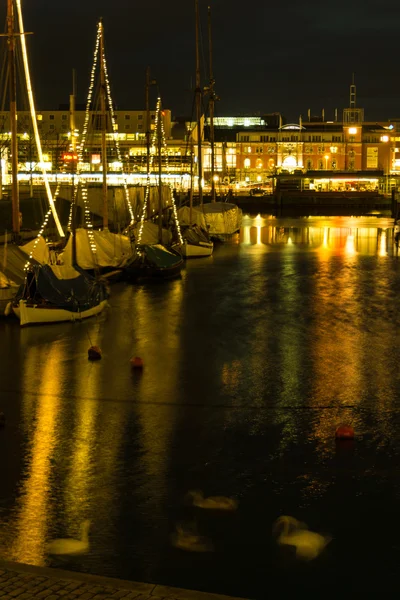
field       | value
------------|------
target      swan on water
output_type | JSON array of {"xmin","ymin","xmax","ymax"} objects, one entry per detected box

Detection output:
[
  {"xmin": 47, "ymin": 520, "xmax": 91, "ymax": 555},
  {"xmin": 170, "ymin": 523, "xmax": 214, "ymax": 552},
  {"xmin": 273, "ymin": 516, "xmax": 331, "ymax": 561},
  {"xmin": 186, "ymin": 490, "xmax": 238, "ymax": 511}
]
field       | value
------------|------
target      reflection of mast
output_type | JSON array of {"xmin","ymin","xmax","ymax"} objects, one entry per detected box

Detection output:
[
  {"xmin": 7, "ymin": 0, "xmax": 19, "ymax": 241},
  {"xmin": 208, "ymin": 5, "xmax": 216, "ymax": 203},
  {"xmin": 99, "ymin": 20, "xmax": 108, "ymax": 230},
  {"xmin": 195, "ymin": 0, "xmax": 203, "ymax": 206}
]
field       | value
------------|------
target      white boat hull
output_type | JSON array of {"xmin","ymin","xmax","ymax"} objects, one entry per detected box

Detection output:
[
  {"xmin": 13, "ymin": 299, "xmax": 108, "ymax": 327},
  {"xmin": 180, "ymin": 241, "xmax": 214, "ymax": 258}
]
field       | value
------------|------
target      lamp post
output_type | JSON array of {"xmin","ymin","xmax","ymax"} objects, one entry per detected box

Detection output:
[{"xmin": 324, "ymin": 154, "xmax": 329, "ymax": 170}]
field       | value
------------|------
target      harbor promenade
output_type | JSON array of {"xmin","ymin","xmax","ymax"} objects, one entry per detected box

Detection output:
[{"xmin": 0, "ymin": 560, "xmax": 247, "ymax": 600}]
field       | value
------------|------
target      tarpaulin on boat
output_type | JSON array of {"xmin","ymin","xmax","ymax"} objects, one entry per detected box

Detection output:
[
  {"xmin": 61, "ymin": 228, "xmax": 133, "ymax": 270},
  {"xmin": 130, "ymin": 221, "xmax": 172, "ymax": 245},
  {"xmin": 20, "ymin": 236, "xmax": 50, "ymax": 264},
  {"xmin": 201, "ymin": 202, "xmax": 242, "ymax": 235},
  {"xmin": 143, "ymin": 244, "xmax": 182, "ymax": 268},
  {"xmin": 177, "ymin": 206, "xmax": 207, "ymax": 229},
  {"xmin": 15, "ymin": 264, "xmax": 108, "ymax": 311}
]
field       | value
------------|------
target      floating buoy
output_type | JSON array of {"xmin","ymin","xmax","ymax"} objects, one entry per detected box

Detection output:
[
  {"xmin": 0, "ymin": 412, "xmax": 5, "ymax": 427},
  {"xmin": 88, "ymin": 346, "xmax": 102, "ymax": 360},
  {"xmin": 335, "ymin": 425, "xmax": 355, "ymax": 440},
  {"xmin": 130, "ymin": 356, "xmax": 144, "ymax": 369}
]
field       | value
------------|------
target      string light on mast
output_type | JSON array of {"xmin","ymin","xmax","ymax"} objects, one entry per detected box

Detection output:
[
  {"xmin": 137, "ymin": 97, "xmax": 182, "ymax": 245},
  {"xmin": 100, "ymin": 30, "xmax": 134, "ymax": 224},
  {"xmin": 15, "ymin": 0, "xmax": 64, "ymax": 239}
]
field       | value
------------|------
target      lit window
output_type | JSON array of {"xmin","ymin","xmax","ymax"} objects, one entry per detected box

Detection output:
[
  {"xmin": 349, "ymin": 127, "xmax": 357, "ymax": 134},
  {"xmin": 244, "ymin": 158, "xmax": 251, "ymax": 168},
  {"xmin": 247, "ymin": 146, "xmax": 251, "ymax": 153},
  {"xmin": 381, "ymin": 135, "xmax": 389, "ymax": 142}
]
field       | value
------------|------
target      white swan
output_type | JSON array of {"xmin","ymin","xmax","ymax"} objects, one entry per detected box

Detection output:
[
  {"xmin": 187, "ymin": 490, "xmax": 238, "ymax": 511},
  {"xmin": 170, "ymin": 523, "xmax": 214, "ymax": 552},
  {"xmin": 47, "ymin": 520, "xmax": 90, "ymax": 555},
  {"xmin": 273, "ymin": 516, "xmax": 331, "ymax": 561}
]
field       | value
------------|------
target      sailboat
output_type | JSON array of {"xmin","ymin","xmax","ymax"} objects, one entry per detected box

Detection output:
[
  {"xmin": 6, "ymin": 5, "xmax": 109, "ymax": 325},
  {"xmin": 59, "ymin": 20, "xmax": 134, "ymax": 276},
  {"xmin": 197, "ymin": 2, "xmax": 242, "ymax": 239},
  {"xmin": 174, "ymin": 0, "xmax": 213, "ymax": 259},
  {"xmin": 124, "ymin": 96, "xmax": 183, "ymax": 281}
]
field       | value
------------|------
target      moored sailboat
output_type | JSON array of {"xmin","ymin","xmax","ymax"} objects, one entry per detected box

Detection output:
[
  {"xmin": 12, "ymin": 264, "xmax": 108, "ymax": 326},
  {"xmin": 124, "ymin": 96, "xmax": 183, "ymax": 281}
]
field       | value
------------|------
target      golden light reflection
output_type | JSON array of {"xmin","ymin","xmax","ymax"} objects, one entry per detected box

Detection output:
[
  {"xmin": 322, "ymin": 226, "xmax": 329, "ymax": 249},
  {"xmin": 378, "ymin": 229, "xmax": 387, "ymax": 257},
  {"xmin": 237, "ymin": 218, "xmax": 394, "ymax": 256},
  {"xmin": 9, "ymin": 344, "xmax": 64, "ymax": 565},
  {"xmin": 345, "ymin": 232, "xmax": 356, "ymax": 255},
  {"xmin": 131, "ymin": 281, "xmax": 183, "ymax": 525}
]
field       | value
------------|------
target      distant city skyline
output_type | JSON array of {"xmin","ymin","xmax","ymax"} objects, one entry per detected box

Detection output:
[{"xmin": 3, "ymin": 0, "xmax": 400, "ymax": 121}]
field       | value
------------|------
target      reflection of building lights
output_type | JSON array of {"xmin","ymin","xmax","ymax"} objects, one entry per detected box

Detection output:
[
  {"xmin": 345, "ymin": 233, "xmax": 356, "ymax": 254},
  {"xmin": 322, "ymin": 226, "xmax": 329, "ymax": 248},
  {"xmin": 379, "ymin": 230, "xmax": 387, "ymax": 256}
]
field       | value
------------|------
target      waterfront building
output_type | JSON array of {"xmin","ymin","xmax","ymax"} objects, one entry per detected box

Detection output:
[{"xmin": 0, "ymin": 80, "xmax": 399, "ymax": 195}]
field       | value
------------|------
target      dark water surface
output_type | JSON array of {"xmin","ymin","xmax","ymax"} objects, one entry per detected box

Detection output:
[{"xmin": 1, "ymin": 215, "xmax": 400, "ymax": 598}]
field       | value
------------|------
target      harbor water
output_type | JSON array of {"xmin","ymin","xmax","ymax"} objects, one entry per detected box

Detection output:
[{"xmin": 1, "ymin": 214, "xmax": 400, "ymax": 597}]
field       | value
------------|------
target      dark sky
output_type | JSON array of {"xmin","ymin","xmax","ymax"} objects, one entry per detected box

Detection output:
[{"xmin": 7, "ymin": 0, "xmax": 400, "ymax": 122}]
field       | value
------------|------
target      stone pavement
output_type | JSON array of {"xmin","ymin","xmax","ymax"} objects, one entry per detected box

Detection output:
[{"xmin": 0, "ymin": 559, "xmax": 248, "ymax": 600}]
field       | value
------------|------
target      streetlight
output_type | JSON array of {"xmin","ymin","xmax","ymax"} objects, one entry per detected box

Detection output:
[{"xmin": 324, "ymin": 154, "xmax": 329, "ymax": 170}]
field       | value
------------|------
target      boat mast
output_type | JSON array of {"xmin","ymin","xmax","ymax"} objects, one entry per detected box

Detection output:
[
  {"xmin": 69, "ymin": 68, "xmax": 76, "ymax": 154},
  {"xmin": 70, "ymin": 69, "xmax": 77, "ymax": 266},
  {"xmin": 208, "ymin": 5, "xmax": 216, "ymax": 203},
  {"xmin": 145, "ymin": 67, "xmax": 151, "ymax": 219},
  {"xmin": 195, "ymin": 0, "xmax": 203, "ymax": 206},
  {"xmin": 7, "ymin": 0, "xmax": 19, "ymax": 241},
  {"xmin": 157, "ymin": 99, "xmax": 163, "ymax": 244},
  {"xmin": 99, "ymin": 19, "xmax": 108, "ymax": 230},
  {"xmin": 189, "ymin": 130, "xmax": 194, "ymax": 225}
]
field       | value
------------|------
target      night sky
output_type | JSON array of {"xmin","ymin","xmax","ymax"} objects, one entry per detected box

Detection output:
[{"xmin": 6, "ymin": 0, "xmax": 400, "ymax": 122}]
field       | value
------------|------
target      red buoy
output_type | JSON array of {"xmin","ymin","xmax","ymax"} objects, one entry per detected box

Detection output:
[
  {"xmin": 88, "ymin": 346, "xmax": 102, "ymax": 360},
  {"xmin": 130, "ymin": 356, "xmax": 144, "ymax": 369},
  {"xmin": 335, "ymin": 425, "xmax": 355, "ymax": 440}
]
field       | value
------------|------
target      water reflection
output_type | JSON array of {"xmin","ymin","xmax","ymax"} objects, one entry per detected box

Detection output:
[
  {"xmin": 240, "ymin": 215, "xmax": 395, "ymax": 255},
  {"xmin": 9, "ymin": 343, "xmax": 65, "ymax": 564},
  {"xmin": 2, "ymin": 215, "xmax": 400, "ymax": 597}
]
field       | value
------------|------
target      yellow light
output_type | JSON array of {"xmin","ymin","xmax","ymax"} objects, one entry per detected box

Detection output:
[
  {"xmin": 324, "ymin": 154, "xmax": 329, "ymax": 160},
  {"xmin": 349, "ymin": 127, "xmax": 357, "ymax": 135},
  {"xmin": 381, "ymin": 135, "xmax": 389, "ymax": 143}
]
